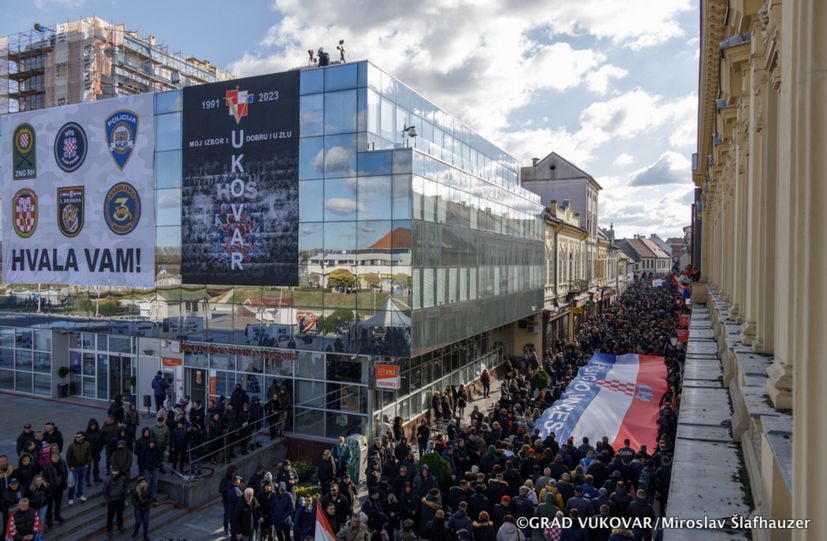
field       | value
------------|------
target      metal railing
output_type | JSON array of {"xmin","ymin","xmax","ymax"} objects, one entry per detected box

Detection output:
[{"xmin": 185, "ymin": 408, "xmax": 289, "ymax": 476}]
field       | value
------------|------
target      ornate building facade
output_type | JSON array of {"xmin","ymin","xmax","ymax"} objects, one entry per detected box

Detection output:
[{"xmin": 694, "ymin": 0, "xmax": 825, "ymax": 538}]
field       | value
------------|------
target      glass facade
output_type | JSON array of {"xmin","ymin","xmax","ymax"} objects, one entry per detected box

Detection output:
[{"xmin": 0, "ymin": 61, "xmax": 544, "ymax": 439}]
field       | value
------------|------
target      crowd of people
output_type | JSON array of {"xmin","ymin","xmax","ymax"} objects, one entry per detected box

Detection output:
[
  {"xmin": 0, "ymin": 374, "xmax": 293, "ymax": 540},
  {"xmin": 288, "ymin": 279, "xmax": 684, "ymax": 541}
]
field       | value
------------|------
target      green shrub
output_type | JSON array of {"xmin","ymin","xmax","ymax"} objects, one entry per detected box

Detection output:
[
  {"xmin": 419, "ymin": 452, "xmax": 452, "ymax": 489},
  {"xmin": 293, "ymin": 460, "xmax": 315, "ymax": 481},
  {"xmin": 57, "ymin": 366, "xmax": 70, "ymax": 378},
  {"xmin": 531, "ymin": 369, "xmax": 551, "ymax": 391},
  {"xmin": 293, "ymin": 483, "xmax": 320, "ymax": 500}
]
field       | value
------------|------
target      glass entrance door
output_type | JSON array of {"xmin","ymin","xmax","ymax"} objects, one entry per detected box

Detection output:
[
  {"xmin": 187, "ymin": 368, "xmax": 207, "ymax": 406},
  {"xmin": 108, "ymin": 356, "xmax": 134, "ymax": 403}
]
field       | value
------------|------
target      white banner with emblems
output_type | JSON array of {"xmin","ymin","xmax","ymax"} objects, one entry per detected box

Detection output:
[{"xmin": 1, "ymin": 93, "xmax": 156, "ymax": 286}]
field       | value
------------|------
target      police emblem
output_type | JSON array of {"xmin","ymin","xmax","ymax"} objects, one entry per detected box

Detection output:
[
  {"xmin": 53, "ymin": 122, "xmax": 87, "ymax": 172},
  {"xmin": 104, "ymin": 182, "xmax": 141, "ymax": 235},
  {"xmin": 57, "ymin": 186, "xmax": 84, "ymax": 238},
  {"xmin": 105, "ymin": 110, "xmax": 138, "ymax": 170},
  {"xmin": 12, "ymin": 188, "xmax": 38, "ymax": 238},
  {"xmin": 13, "ymin": 123, "xmax": 36, "ymax": 180}
]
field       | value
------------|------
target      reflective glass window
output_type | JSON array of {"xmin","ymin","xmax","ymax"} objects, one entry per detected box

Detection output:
[
  {"xmin": 324, "ymin": 90, "xmax": 357, "ymax": 134},
  {"xmin": 299, "ymin": 136, "xmax": 325, "ymax": 180},
  {"xmin": 300, "ymin": 94, "xmax": 324, "ymax": 137},
  {"xmin": 324, "ymin": 178, "xmax": 358, "ymax": 221},
  {"xmin": 324, "ymin": 134, "xmax": 357, "ymax": 177},
  {"xmin": 300, "ymin": 68, "xmax": 324, "ymax": 95},
  {"xmin": 367, "ymin": 89, "xmax": 380, "ymax": 136},
  {"xmin": 299, "ymin": 180, "xmax": 324, "ymax": 222},
  {"xmin": 358, "ymin": 176, "xmax": 392, "ymax": 221},
  {"xmin": 156, "ymin": 189, "xmax": 182, "ymax": 226},
  {"xmin": 357, "ymin": 150, "xmax": 392, "ymax": 176},
  {"xmin": 325, "ymin": 63, "xmax": 357, "ymax": 91},
  {"xmin": 155, "ymin": 151, "xmax": 182, "ymax": 189},
  {"xmin": 155, "ymin": 91, "xmax": 182, "ymax": 114},
  {"xmin": 380, "ymin": 98, "xmax": 395, "ymax": 141},
  {"xmin": 155, "ymin": 113, "xmax": 181, "ymax": 151}
]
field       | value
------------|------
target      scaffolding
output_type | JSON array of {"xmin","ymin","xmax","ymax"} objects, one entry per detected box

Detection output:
[{"xmin": 1, "ymin": 17, "xmax": 233, "ymax": 115}]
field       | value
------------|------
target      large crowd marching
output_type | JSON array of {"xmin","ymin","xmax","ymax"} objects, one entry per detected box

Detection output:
[{"xmin": 218, "ymin": 280, "xmax": 686, "ymax": 541}]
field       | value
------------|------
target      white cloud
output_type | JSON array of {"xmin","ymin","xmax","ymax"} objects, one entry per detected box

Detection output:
[
  {"xmin": 586, "ymin": 65, "xmax": 629, "ymax": 94},
  {"xmin": 498, "ymin": 90, "xmax": 696, "ymax": 166},
  {"xmin": 231, "ymin": 0, "xmax": 690, "ymax": 138},
  {"xmin": 613, "ymin": 153, "xmax": 635, "ymax": 166},
  {"xmin": 628, "ymin": 151, "xmax": 690, "ymax": 186}
]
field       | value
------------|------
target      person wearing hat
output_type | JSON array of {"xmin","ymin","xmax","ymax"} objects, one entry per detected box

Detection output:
[
  {"xmin": 1, "ymin": 475, "xmax": 23, "ymax": 534},
  {"xmin": 270, "ymin": 481, "xmax": 294, "ymax": 541},
  {"xmin": 257, "ymin": 481, "xmax": 275, "ymax": 541},
  {"xmin": 16, "ymin": 424, "xmax": 35, "ymax": 456},
  {"xmin": 43, "ymin": 422, "xmax": 64, "ymax": 452},
  {"xmin": 103, "ymin": 467, "xmax": 128, "ymax": 536},
  {"xmin": 131, "ymin": 476, "xmax": 152, "ymax": 541}
]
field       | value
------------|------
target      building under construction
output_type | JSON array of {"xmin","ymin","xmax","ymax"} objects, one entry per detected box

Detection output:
[{"xmin": 0, "ymin": 17, "xmax": 233, "ymax": 114}]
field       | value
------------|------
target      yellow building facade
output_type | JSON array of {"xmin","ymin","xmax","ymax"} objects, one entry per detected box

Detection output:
[{"xmin": 695, "ymin": 0, "xmax": 826, "ymax": 538}]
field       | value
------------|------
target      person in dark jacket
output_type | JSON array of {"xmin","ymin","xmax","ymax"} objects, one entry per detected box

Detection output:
[
  {"xmin": 270, "ymin": 482, "xmax": 295, "ymax": 541},
  {"xmin": 226, "ymin": 475, "xmax": 244, "ymax": 537},
  {"xmin": 137, "ymin": 438, "xmax": 163, "ymax": 501},
  {"xmin": 169, "ymin": 420, "xmax": 188, "ymax": 472},
  {"xmin": 151, "ymin": 372, "xmax": 168, "ymax": 413},
  {"xmin": 627, "ymin": 489, "xmax": 655, "ymax": 541},
  {"xmin": 449, "ymin": 501, "xmax": 473, "ymax": 534},
  {"xmin": 610, "ymin": 482, "xmax": 633, "ymax": 518},
  {"xmin": 15, "ymin": 424, "xmax": 35, "ymax": 457},
  {"xmin": 249, "ymin": 397, "xmax": 265, "ymax": 449},
  {"xmin": 43, "ymin": 453, "xmax": 67, "ymax": 527},
  {"xmin": 131, "ymin": 477, "xmax": 152, "ymax": 541},
  {"xmin": 423, "ymin": 509, "xmax": 454, "ymax": 541},
  {"xmin": 84, "ymin": 418, "xmax": 105, "ymax": 485},
  {"xmin": 293, "ymin": 495, "xmax": 315, "ymax": 541},
  {"xmin": 186, "ymin": 423, "xmax": 205, "ymax": 476},
  {"xmin": 14, "ymin": 454, "xmax": 37, "ymax": 492},
  {"xmin": 189, "ymin": 400, "xmax": 206, "ymax": 432},
  {"xmin": 1, "ymin": 477, "xmax": 24, "ymax": 534},
  {"xmin": 258, "ymin": 482, "xmax": 275, "ymax": 541},
  {"xmin": 43, "ymin": 422, "xmax": 63, "ymax": 453},
  {"xmin": 233, "ymin": 487, "xmax": 261, "ymax": 541},
  {"xmin": 25, "ymin": 474, "xmax": 50, "ymax": 527},
  {"xmin": 7, "ymin": 498, "xmax": 42, "ymax": 541},
  {"xmin": 318, "ymin": 449, "xmax": 337, "ymax": 494},
  {"xmin": 103, "ymin": 467, "xmax": 128, "ymax": 535},
  {"xmin": 110, "ymin": 440, "xmax": 133, "ymax": 483},
  {"xmin": 230, "ymin": 383, "xmax": 250, "ymax": 413}
]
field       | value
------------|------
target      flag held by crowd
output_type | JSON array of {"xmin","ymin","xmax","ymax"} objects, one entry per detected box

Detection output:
[
  {"xmin": 315, "ymin": 500, "xmax": 336, "ymax": 541},
  {"xmin": 536, "ymin": 352, "xmax": 667, "ymax": 450}
]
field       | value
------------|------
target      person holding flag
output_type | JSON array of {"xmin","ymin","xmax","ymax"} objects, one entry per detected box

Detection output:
[{"xmin": 315, "ymin": 496, "xmax": 337, "ymax": 541}]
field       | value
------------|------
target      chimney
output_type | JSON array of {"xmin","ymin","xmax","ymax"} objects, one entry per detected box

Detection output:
[{"xmin": 532, "ymin": 157, "xmax": 540, "ymax": 167}]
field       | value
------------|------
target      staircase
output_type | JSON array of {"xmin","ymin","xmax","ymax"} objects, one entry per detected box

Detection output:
[{"xmin": 44, "ymin": 480, "xmax": 189, "ymax": 540}]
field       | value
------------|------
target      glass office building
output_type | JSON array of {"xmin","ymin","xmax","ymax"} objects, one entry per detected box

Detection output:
[{"xmin": 0, "ymin": 61, "xmax": 544, "ymax": 440}]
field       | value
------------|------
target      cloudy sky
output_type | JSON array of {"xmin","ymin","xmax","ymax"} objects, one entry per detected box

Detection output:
[{"xmin": 8, "ymin": 0, "xmax": 699, "ymax": 238}]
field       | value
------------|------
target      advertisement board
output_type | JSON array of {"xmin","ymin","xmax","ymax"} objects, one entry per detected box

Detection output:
[
  {"xmin": 375, "ymin": 363, "xmax": 400, "ymax": 390},
  {"xmin": 180, "ymin": 71, "xmax": 300, "ymax": 286},
  {"xmin": 1, "ymin": 94, "xmax": 156, "ymax": 286}
]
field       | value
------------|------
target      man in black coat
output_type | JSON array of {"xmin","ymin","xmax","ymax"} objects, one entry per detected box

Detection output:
[
  {"xmin": 103, "ymin": 467, "xmax": 128, "ymax": 534},
  {"xmin": 233, "ymin": 487, "xmax": 261, "ymax": 540},
  {"xmin": 422, "ymin": 510, "xmax": 454, "ymax": 541},
  {"xmin": 15, "ymin": 424, "xmax": 35, "ymax": 456},
  {"xmin": 627, "ymin": 489, "xmax": 656, "ymax": 541},
  {"xmin": 8, "ymin": 498, "xmax": 41, "ymax": 540}
]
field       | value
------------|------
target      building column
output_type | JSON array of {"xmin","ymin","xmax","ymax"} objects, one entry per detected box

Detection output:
[
  {"xmin": 740, "ymin": 55, "xmax": 768, "ymax": 345},
  {"xmin": 789, "ymin": 0, "xmax": 827, "ymax": 535}
]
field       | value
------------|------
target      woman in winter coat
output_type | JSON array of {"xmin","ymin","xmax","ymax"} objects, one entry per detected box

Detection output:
[
  {"xmin": 16, "ymin": 453, "xmax": 38, "ymax": 490},
  {"xmin": 131, "ymin": 476, "xmax": 153, "ymax": 541},
  {"xmin": 495, "ymin": 515, "xmax": 524, "ymax": 541},
  {"xmin": 26, "ymin": 474, "xmax": 50, "ymax": 528},
  {"xmin": 84, "ymin": 418, "xmax": 105, "ymax": 485},
  {"xmin": 472, "ymin": 511, "xmax": 496, "ymax": 541}
]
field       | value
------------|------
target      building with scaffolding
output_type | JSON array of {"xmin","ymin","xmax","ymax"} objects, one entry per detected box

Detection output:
[{"xmin": 0, "ymin": 17, "xmax": 233, "ymax": 114}]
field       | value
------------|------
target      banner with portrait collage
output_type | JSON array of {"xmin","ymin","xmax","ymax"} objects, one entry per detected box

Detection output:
[
  {"xmin": 1, "ymin": 94, "xmax": 156, "ymax": 286},
  {"xmin": 180, "ymin": 71, "xmax": 300, "ymax": 286}
]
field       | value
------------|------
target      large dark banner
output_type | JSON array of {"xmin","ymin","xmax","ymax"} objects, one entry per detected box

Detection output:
[{"xmin": 181, "ymin": 71, "xmax": 300, "ymax": 285}]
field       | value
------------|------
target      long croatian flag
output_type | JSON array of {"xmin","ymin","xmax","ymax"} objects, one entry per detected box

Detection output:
[{"xmin": 536, "ymin": 352, "xmax": 667, "ymax": 450}]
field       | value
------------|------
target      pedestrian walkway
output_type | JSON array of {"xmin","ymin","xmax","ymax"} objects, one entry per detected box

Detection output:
[{"xmin": 664, "ymin": 304, "xmax": 751, "ymax": 540}]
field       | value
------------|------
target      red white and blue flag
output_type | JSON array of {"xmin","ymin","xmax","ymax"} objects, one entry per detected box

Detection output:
[{"xmin": 536, "ymin": 353, "xmax": 667, "ymax": 450}]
